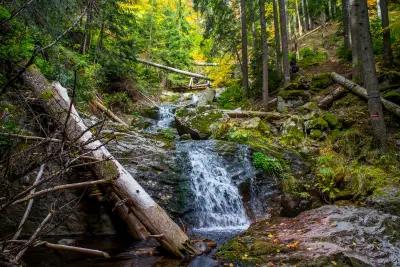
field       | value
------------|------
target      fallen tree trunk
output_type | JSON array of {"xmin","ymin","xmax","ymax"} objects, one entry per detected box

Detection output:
[
  {"xmin": 136, "ymin": 58, "xmax": 210, "ymax": 80},
  {"xmin": 21, "ymin": 65, "xmax": 195, "ymax": 258},
  {"xmin": 171, "ymin": 84, "xmax": 210, "ymax": 92},
  {"xmin": 318, "ymin": 86, "xmax": 348, "ymax": 109},
  {"xmin": 331, "ymin": 72, "xmax": 400, "ymax": 118}
]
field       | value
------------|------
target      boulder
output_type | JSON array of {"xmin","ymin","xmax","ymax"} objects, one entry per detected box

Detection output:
[
  {"xmin": 217, "ymin": 205, "xmax": 400, "ymax": 266},
  {"xmin": 194, "ymin": 89, "xmax": 216, "ymax": 106}
]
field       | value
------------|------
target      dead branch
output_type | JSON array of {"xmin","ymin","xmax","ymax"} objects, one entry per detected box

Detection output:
[{"xmin": 40, "ymin": 242, "xmax": 110, "ymax": 258}]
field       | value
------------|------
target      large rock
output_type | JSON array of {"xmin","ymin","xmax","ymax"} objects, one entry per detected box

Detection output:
[{"xmin": 217, "ymin": 205, "xmax": 400, "ymax": 266}]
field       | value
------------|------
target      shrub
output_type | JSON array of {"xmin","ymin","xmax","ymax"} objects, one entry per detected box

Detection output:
[
  {"xmin": 252, "ymin": 152, "xmax": 283, "ymax": 176},
  {"xmin": 217, "ymin": 83, "xmax": 245, "ymax": 110}
]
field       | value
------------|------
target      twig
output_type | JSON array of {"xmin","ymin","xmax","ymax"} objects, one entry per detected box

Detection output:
[
  {"xmin": 13, "ymin": 211, "xmax": 53, "ymax": 263},
  {"xmin": 10, "ymin": 179, "xmax": 112, "ymax": 206},
  {"xmin": 40, "ymin": 242, "xmax": 110, "ymax": 258},
  {"xmin": 0, "ymin": 133, "xmax": 61, "ymax": 143},
  {"xmin": 0, "ymin": 0, "xmax": 35, "ymax": 26},
  {"xmin": 12, "ymin": 164, "xmax": 46, "ymax": 240}
]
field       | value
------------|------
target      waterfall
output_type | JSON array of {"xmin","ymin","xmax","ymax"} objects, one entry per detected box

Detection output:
[
  {"xmin": 146, "ymin": 104, "xmax": 175, "ymax": 132},
  {"xmin": 177, "ymin": 140, "xmax": 253, "ymax": 232}
]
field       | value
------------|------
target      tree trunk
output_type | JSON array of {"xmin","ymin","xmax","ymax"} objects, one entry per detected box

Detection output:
[
  {"xmin": 350, "ymin": 0, "xmax": 361, "ymax": 81},
  {"xmin": 295, "ymin": 0, "xmax": 303, "ymax": 36},
  {"xmin": 81, "ymin": 2, "xmax": 93, "ymax": 55},
  {"xmin": 305, "ymin": 0, "xmax": 312, "ymax": 30},
  {"xmin": 332, "ymin": 72, "xmax": 400, "ymax": 118},
  {"xmin": 377, "ymin": 0, "xmax": 382, "ymax": 19},
  {"xmin": 357, "ymin": 0, "xmax": 387, "ymax": 149},
  {"xmin": 240, "ymin": 0, "xmax": 250, "ymax": 97},
  {"xmin": 273, "ymin": 0, "xmax": 282, "ymax": 78},
  {"xmin": 259, "ymin": 0, "xmax": 269, "ymax": 105},
  {"xmin": 279, "ymin": 0, "xmax": 290, "ymax": 86},
  {"xmin": 379, "ymin": 0, "xmax": 393, "ymax": 67},
  {"xmin": 21, "ymin": 66, "xmax": 195, "ymax": 258},
  {"xmin": 318, "ymin": 86, "xmax": 348, "ymax": 109},
  {"xmin": 342, "ymin": 0, "xmax": 350, "ymax": 52},
  {"xmin": 136, "ymin": 59, "xmax": 210, "ymax": 80},
  {"xmin": 301, "ymin": 0, "xmax": 310, "ymax": 30}
]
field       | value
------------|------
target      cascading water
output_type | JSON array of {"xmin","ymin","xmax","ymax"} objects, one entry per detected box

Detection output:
[
  {"xmin": 146, "ymin": 104, "xmax": 175, "ymax": 132},
  {"xmin": 177, "ymin": 140, "xmax": 255, "ymax": 233}
]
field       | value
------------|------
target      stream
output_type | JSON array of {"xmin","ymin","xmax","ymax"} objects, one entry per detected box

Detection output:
[{"xmin": 25, "ymin": 103, "xmax": 265, "ymax": 267}]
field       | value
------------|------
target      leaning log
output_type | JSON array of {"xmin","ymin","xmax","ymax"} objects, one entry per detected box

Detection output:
[
  {"xmin": 136, "ymin": 58, "xmax": 210, "ymax": 80},
  {"xmin": 90, "ymin": 97, "xmax": 129, "ymax": 127},
  {"xmin": 318, "ymin": 86, "xmax": 348, "ymax": 109},
  {"xmin": 21, "ymin": 65, "xmax": 195, "ymax": 258},
  {"xmin": 41, "ymin": 242, "xmax": 110, "ymax": 258},
  {"xmin": 331, "ymin": 72, "xmax": 400, "ymax": 118}
]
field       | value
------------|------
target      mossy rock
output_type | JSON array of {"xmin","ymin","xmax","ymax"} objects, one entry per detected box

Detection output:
[
  {"xmin": 306, "ymin": 117, "xmax": 328, "ymax": 130},
  {"xmin": 323, "ymin": 112, "xmax": 340, "ymax": 129},
  {"xmin": 278, "ymin": 89, "xmax": 310, "ymax": 100},
  {"xmin": 383, "ymin": 90, "xmax": 400, "ymax": 105},
  {"xmin": 311, "ymin": 73, "xmax": 334, "ymax": 90},
  {"xmin": 310, "ymin": 129, "xmax": 324, "ymax": 140},
  {"xmin": 140, "ymin": 106, "xmax": 159, "ymax": 119}
]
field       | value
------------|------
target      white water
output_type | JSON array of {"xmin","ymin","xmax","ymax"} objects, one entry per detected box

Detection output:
[
  {"xmin": 156, "ymin": 104, "xmax": 175, "ymax": 128},
  {"xmin": 178, "ymin": 141, "xmax": 251, "ymax": 232}
]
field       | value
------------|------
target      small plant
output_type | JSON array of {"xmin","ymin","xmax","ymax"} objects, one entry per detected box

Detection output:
[
  {"xmin": 217, "ymin": 83, "xmax": 245, "ymax": 110},
  {"xmin": 160, "ymin": 128, "xmax": 175, "ymax": 141},
  {"xmin": 252, "ymin": 152, "xmax": 283, "ymax": 176},
  {"xmin": 298, "ymin": 48, "xmax": 328, "ymax": 67}
]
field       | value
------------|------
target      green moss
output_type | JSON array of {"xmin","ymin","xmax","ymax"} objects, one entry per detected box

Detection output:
[
  {"xmin": 189, "ymin": 110, "xmax": 223, "ymax": 135},
  {"xmin": 311, "ymin": 73, "xmax": 334, "ymax": 90},
  {"xmin": 278, "ymin": 89, "xmax": 309, "ymax": 100},
  {"xmin": 279, "ymin": 128, "xmax": 305, "ymax": 147},
  {"xmin": 323, "ymin": 112, "xmax": 340, "ymax": 128},
  {"xmin": 40, "ymin": 89, "xmax": 54, "ymax": 100},
  {"xmin": 306, "ymin": 117, "xmax": 328, "ymax": 130},
  {"xmin": 310, "ymin": 129, "xmax": 323, "ymax": 140},
  {"xmin": 252, "ymin": 152, "xmax": 283, "ymax": 175},
  {"xmin": 217, "ymin": 83, "xmax": 246, "ymax": 109}
]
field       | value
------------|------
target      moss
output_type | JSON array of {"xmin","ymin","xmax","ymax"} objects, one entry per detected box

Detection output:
[
  {"xmin": 98, "ymin": 161, "xmax": 119, "ymax": 179},
  {"xmin": 278, "ymin": 89, "xmax": 309, "ymax": 100},
  {"xmin": 310, "ymin": 129, "xmax": 323, "ymax": 140},
  {"xmin": 40, "ymin": 89, "xmax": 54, "ymax": 100},
  {"xmin": 323, "ymin": 112, "xmax": 340, "ymax": 128},
  {"xmin": 252, "ymin": 152, "xmax": 283, "ymax": 175},
  {"xmin": 189, "ymin": 110, "xmax": 223, "ymax": 135},
  {"xmin": 279, "ymin": 128, "xmax": 305, "ymax": 147},
  {"xmin": 311, "ymin": 73, "xmax": 334, "ymax": 90},
  {"xmin": 140, "ymin": 106, "xmax": 159, "ymax": 119},
  {"xmin": 306, "ymin": 117, "xmax": 329, "ymax": 130}
]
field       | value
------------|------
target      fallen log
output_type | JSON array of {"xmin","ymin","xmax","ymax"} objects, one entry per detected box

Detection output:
[
  {"xmin": 21, "ymin": 65, "xmax": 195, "ymax": 258},
  {"xmin": 90, "ymin": 97, "xmax": 129, "ymax": 127},
  {"xmin": 136, "ymin": 58, "xmax": 210, "ymax": 80},
  {"xmin": 331, "ymin": 72, "xmax": 400, "ymax": 118},
  {"xmin": 171, "ymin": 84, "xmax": 210, "ymax": 92},
  {"xmin": 318, "ymin": 86, "xmax": 348, "ymax": 109}
]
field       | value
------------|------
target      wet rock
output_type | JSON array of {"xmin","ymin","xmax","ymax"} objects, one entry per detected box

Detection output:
[
  {"xmin": 195, "ymin": 89, "xmax": 216, "ymax": 106},
  {"xmin": 280, "ymin": 193, "xmax": 312, "ymax": 217},
  {"xmin": 367, "ymin": 187, "xmax": 400, "ymax": 217},
  {"xmin": 217, "ymin": 205, "xmax": 400, "ymax": 266}
]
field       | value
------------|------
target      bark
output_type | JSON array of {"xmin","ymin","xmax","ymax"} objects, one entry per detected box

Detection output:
[
  {"xmin": 379, "ymin": 0, "xmax": 393, "ymax": 67},
  {"xmin": 305, "ymin": 0, "xmax": 312, "ymax": 30},
  {"xmin": 318, "ymin": 86, "xmax": 348, "ymax": 109},
  {"xmin": 240, "ymin": 0, "xmax": 250, "ymax": 96},
  {"xmin": 349, "ymin": 0, "xmax": 361, "ymax": 81},
  {"xmin": 81, "ymin": 1, "xmax": 93, "ymax": 55},
  {"xmin": 332, "ymin": 72, "xmax": 400, "ymax": 118},
  {"xmin": 279, "ymin": 0, "xmax": 290, "ymax": 85},
  {"xmin": 273, "ymin": 0, "xmax": 282, "ymax": 78},
  {"xmin": 136, "ymin": 59, "xmax": 210, "ymax": 80},
  {"xmin": 301, "ymin": 0, "xmax": 310, "ymax": 30},
  {"xmin": 295, "ymin": 0, "xmax": 303, "ymax": 36},
  {"xmin": 357, "ymin": 0, "xmax": 387, "ymax": 149},
  {"xmin": 259, "ymin": 0, "xmax": 269, "ymax": 105},
  {"xmin": 342, "ymin": 0, "xmax": 350, "ymax": 52},
  {"xmin": 21, "ymin": 66, "xmax": 195, "ymax": 258}
]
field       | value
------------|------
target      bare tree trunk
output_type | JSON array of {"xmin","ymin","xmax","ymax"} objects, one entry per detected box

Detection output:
[
  {"xmin": 240, "ymin": 0, "xmax": 250, "ymax": 97},
  {"xmin": 279, "ymin": 0, "xmax": 290, "ymax": 86},
  {"xmin": 21, "ymin": 66, "xmax": 195, "ymax": 258},
  {"xmin": 295, "ymin": 0, "xmax": 303, "ymax": 36},
  {"xmin": 273, "ymin": 0, "xmax": 282, "ymax": 78},
  {"xmin": 350, "ymin": 0, "xmax": 361, "ymax": 81},
  {"xmin": 259, "ymin": 0, "xmax": 269, "ymax": 105},
  {"xmin": 357, "ymin": 0, "xmax": 387, "ymax": 149},
  {"xmin": 342, "ymin": 0, "xmax": 350, "ymax": 52},
  {"xmin": 301, "ymin": 0, "xmax": 310, "ymax": 30},
  {"xmin": 305, "ymin": 0, "xmax": 312, "ymax": 30},
  {"xmin": 81, "ymin": 1, "xmax": 93, "ymax": 55},
  {"xmin": 379, "ymin": 0, "xmax": 393, "ymax": 67}
]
